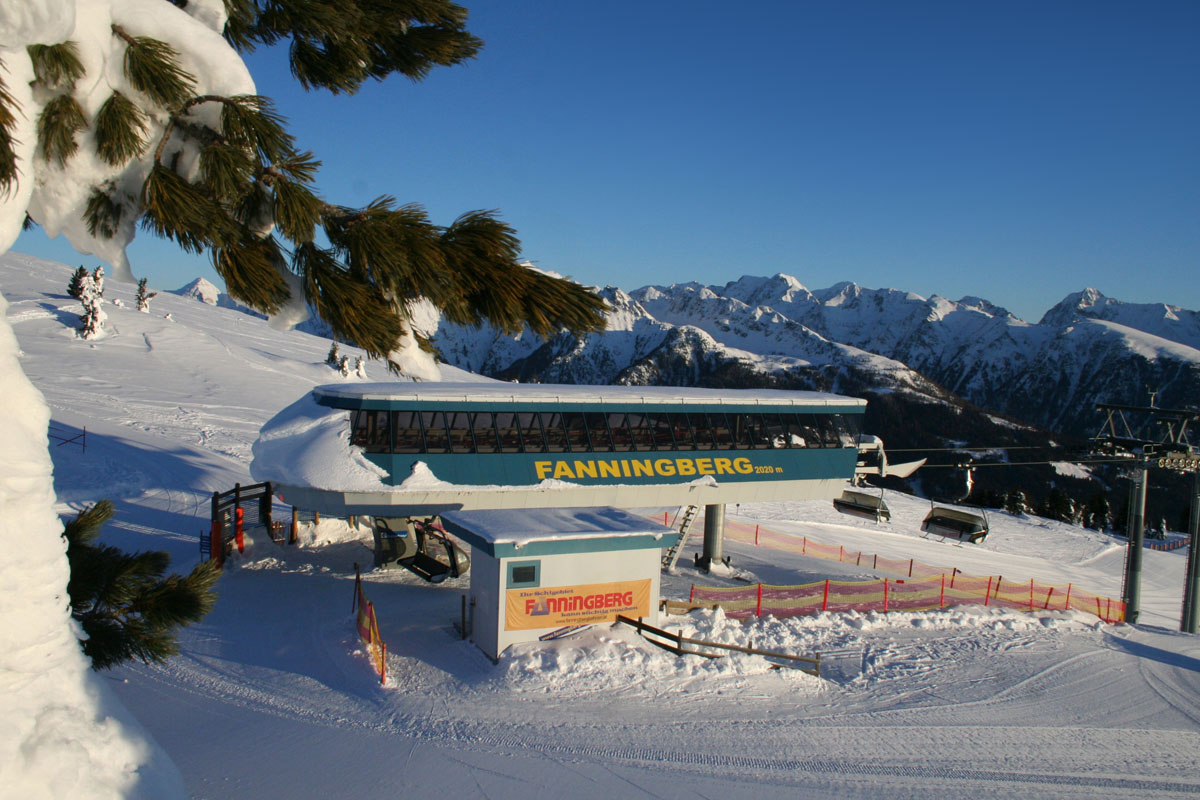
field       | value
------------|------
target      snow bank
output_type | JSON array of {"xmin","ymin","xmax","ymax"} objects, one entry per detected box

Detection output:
[{"xmin": 0, "ymin": 294, "xmax": 186, "ymax": 799}]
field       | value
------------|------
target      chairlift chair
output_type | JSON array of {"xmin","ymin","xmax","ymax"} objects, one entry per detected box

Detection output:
[
  {"xmin": 371, "ymin": 516, "xmax": 471, "ymax": 582},
  {"xmin": 833, "ymin": 488, "xmax": 891, "ymax": 523},
  {"xmin": 921, "ymin": 505, "xmax": 989, "ymax": 544}
]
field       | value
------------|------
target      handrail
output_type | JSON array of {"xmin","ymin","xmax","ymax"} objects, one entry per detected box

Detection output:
[{"xmin": 615, "ymin": 615, "xmax": 820, "ymax": 675}]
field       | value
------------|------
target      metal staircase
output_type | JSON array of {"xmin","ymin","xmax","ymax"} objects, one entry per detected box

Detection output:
[{"xmin": 662, "ymin": 505, "xmax": 700, "ymax": 571}]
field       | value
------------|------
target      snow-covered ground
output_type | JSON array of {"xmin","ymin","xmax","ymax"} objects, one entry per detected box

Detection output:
[{"xmin": 4, "ymin": 252, "xmax": 1200, "ymax": 798}]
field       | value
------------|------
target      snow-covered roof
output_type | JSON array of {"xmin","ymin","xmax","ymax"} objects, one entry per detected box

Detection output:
[
  {"xmin": 313, "ymin": 381, "xmax": 866, "ymax": 408},
  {"xmin": 438, "ymin": 506, "xmax": 672, "ymax": 557}
]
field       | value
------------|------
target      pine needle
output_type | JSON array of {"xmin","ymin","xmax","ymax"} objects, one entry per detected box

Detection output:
[
  {"xmin": 95, "ymin": 91, "xmax": 148, "ymax": 166},
  {"xmin": 116, "ymin": 27, "xmax": 196, "ymax": 109},
  {"xmin": 27, "ymin": 42, "xmax": 85, "ymax": 89},
  {"xmin": 37, "ymin": 94, "xmax": 87, "ymax": 166}
]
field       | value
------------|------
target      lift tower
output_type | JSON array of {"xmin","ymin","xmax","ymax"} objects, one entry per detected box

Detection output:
[{"xmin": 1093, "ymin": 402, "xmax": 1200, "ymax": 628}]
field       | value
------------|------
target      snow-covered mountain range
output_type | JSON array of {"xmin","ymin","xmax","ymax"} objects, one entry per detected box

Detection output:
[{"xmin": 418, "ymin": 275, "xmax": 1200, "ymax": 440}]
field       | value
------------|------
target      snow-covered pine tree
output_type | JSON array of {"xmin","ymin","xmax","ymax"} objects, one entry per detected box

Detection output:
[
  {"xmin": 63, "ymin": 501, "xmax": 219, "ymax": 670},
  {"xmin": 135, "ymin": 276, "xmax": 158, "ymax": 312},
  {"xmin": 1004, "ymin": 488, "xmax": 1032, "ymax": 515},
  {"xmin": 5, "ymin": 1, "xmax": 607, "ymax": 376},
  {"xmin": 326, "ymin": 341, "xmax": 340, "ymax": 365},
  {"xmin": 91, "ymin": 265, "xmax": 104, "ymax": 297},
  {"xmin": 67, "ymin": 265, "xmax": 88, "ymax": 299},
  {"xmin": 77, "ymin": 273, "xmax": 106, "ymax": 339}
]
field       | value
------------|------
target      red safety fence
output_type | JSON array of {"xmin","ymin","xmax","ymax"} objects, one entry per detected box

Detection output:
[
  {"xmin": 690, "ymin": 573, "xmax": 1124, "ymax": 624},
  {"xmin": 352, "ymin": 564, "xmax": 387, "ymax": 683},
  {"xmin": 1147, "ymin": 540, "xmax": 1187, "ymax": 552},
  {"xmin": 682, "ymin": 518, "xmax": 1124, "ymax": 624}
]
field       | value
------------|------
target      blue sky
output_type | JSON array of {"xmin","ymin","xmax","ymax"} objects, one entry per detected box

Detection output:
[{"xmin": 17, "ymin": 0, "xmax": 1199, "ymax": 322}]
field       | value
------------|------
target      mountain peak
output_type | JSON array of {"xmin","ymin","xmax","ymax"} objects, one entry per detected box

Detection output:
[{"xmin": 174, "ymin": 277, "xmax": 222, "ymax": 305}]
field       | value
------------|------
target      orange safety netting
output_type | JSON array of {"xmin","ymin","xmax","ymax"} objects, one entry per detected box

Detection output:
[
  {"xmin": 352, "ymin": 565, "xmax": 387, "ymax": 683},
  {"xmin": 677, "ymin": 518, "xmax": 1124, "ymax": 623}
]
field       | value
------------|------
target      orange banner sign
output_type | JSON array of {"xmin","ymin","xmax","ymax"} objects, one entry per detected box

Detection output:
[{"xmin": 506, "ymin": 579, "xmax": 651, "ymax": 630}]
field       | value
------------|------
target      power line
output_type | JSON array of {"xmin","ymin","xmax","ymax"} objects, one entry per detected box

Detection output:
[
  {"xmin": 886, "ymin": 445, "xmax": 1067, "ymax": 453},
  {"xmin": 917, "ymin": 457, "xmax": 1135, "ymax": 469}
]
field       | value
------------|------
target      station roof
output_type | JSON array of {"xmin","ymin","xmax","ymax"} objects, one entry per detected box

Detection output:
[
  {"xmin": 314, "ymin": 381, "xmax": 865, "ymax": 409},
  {"xmin": 438, "ymin": 506, "xmax": 673, "ymax": 558}
]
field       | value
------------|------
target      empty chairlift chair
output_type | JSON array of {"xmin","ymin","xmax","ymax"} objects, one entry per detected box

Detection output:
[
  {"xmin": 921, "ymin": 506, "xmax": 989, "ymax": 544},
  {"xmin": 832, "ymin": 489, "xmax": 891, "ymax": 522}
]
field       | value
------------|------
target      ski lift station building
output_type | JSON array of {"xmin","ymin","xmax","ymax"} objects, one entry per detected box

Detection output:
[
  {"xmin": 252, "ymin": 382, "xmax": 873, "ymax": 657},
  {"xmin": 256, "ymin": 382, "xmax": 868, "ymax": 516}
]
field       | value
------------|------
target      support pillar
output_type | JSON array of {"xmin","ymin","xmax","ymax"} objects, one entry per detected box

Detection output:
[
  {"xmin": 1181, "ymin": 471, "xmax": 1200, "ymax": 634},
  {"xmin": 697, "ymin": 503, "xmax": 727, "ymax": 572},
  {"xmin": 1122, "ymin": 465, "xmax": 1148, "ymax": 624}
]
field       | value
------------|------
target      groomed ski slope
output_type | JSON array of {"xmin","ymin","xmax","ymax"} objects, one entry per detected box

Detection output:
[{"xmin": 5, "ymin": 252, "xmax": 1200, "ymax": 799}]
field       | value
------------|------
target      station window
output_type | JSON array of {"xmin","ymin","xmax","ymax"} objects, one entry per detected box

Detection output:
[
  {"xmin": 471, "ymin": 411, "xmax": 499, "ymax": 453},
  {"xmin": 562, "ymin": 412, "xmax": 591, "ymax": 452},
  {"xmin": 420, "ymin": 410, "xmax": 450, "ymax": 453},
  {"xmin": 585, "ymin": 412, "xmax": 613, "ymax": 452},
  {"xmin": 507, "ymin": 560, "xmax": 540, "ymax": 588},
  {"xmin": 495, "ymin": 411, "xmax": 524, "ymax": 453},
  {"xmin": 519, "ymin": 412, "xmax": 547, "ymax": 453},
  {"xmin": 667, "ymin": 413, "xmax": 694, "ymax": 449},
  {"xmin": 647, "ymin": 414, "xmax": 675, "ymax": 449},
  {"xmin": 392, "ymin": 411, "xmax": 424, "ymax": 453},
  {"xmin": 351, "ymin": 409, "xmax": 390, "ymax": 453},
  {"xmin": 607, "ymin": 413, "xmax": 635, "ymax": 451},
  {"xmin": 689, "ymin": 413, "xmax": 717, "ymax": 450},
  {"xmin": 542, "ymin": 412, "xmax": 569, "ymax": 452}
]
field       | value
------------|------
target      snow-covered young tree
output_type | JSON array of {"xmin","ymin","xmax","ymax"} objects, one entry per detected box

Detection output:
[
  {"xmin": 0, "ymin": 1, "xmax": 603, "ymax": 795},
  {"xmin": 67, "ymin": 264, "xmax": 88, "ymax": 298},
  {"xmin": 135, "ymin": 276, "xmax": 157, "ymax": 311},
  {"xmin": 77, "ymin": 270, "xmax": 106, "ymax": 337}
]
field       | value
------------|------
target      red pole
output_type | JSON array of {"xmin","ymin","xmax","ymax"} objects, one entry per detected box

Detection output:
[
  {"xmin": 755, "ymin": 524, "xmax": 759, "ymax": 545},
  {"xmin": 235, "ymin": 506, "xmax": 244, "ymax": 554},
  {"xmin": 1043, "ymin": 587, "xmax": 1055, "ymax": 610},
  {"xmin": 950, "ymin": 568, "xmax": 957, "ymax": 589},
  {"xmin": 873, "ymin": 554, "xmax": 877, "ymax": 569},
  {"xmin": 822, "ymin": 579, "xmax": 830, "ymax": 612},
  {"xmin": 689, "ymin": 584, "xmax": 695, "ymax": 603},
  {"xmin": 1029, "ymin": 579, "xmax": 1035, "ymax": 611},
  {"xmin": 984, "ymin": 576, "xmax": 993, "ymax": 606},
  {"xmin": 802, "ymin": 537, "xmax": 807, "ymax": 555},
  {"xmin": 210, "ymin": 519, "xmax": 222, "ymax": 567},
  {"xmin": 1065, "ymin": 583, "xmax": 1073, "ymax": 610},
  {"xmin": 940, "ymin": 574, "xmax": 945, "ymax": 608},
  {"xmin": 908, "ymin": 558, "xmax": 914, "ymax": 577},
  {"xmin": 839, "ymin": 545, "xmax": 844, "ymax": 562},
  {"xmin": 883, "ymin": 579, "xmax": 889, "ymax": 613},
  {"xmin": 756, "ymin": 583, "xmax": 763, "ymax": 617},
  {"xmin": 289, "ymin": 508, "xmax": 298, "ymax": 545},
  {"xmin": 380, "ymin": 641, "xmax": 387, "ymax": 684}
]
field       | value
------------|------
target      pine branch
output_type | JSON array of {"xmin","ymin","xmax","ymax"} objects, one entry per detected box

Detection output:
[
  {"xmin": 85, "ymin": 187, "xmax": 126, "ymax": 239},
  {"xmin": 63, "ymin": 500, "xmax": 115, "ymax": 550},
  {"xmin": 198, "ymin": 141, "xmax": 256, "ymax": 201},
  {"xmin": 226, "ymin": 0, "xmax": 481, "ymax": 94},
  {"xmin": 37, "ymin": 94, "xmax": 87, "ymax": 166},
  {"xmin": 211, "ymin": 233, "xmax": 291, "ymax": 312},
  {"xmin": 211, "ymin": 94, "xmax": 295, "ymax": 164},
  {"xmin": 95, "ymin": 91, "xmax": 149, "ymax": 166},
  {"xmin": 113, "ymin": 25, "xmax": 196, "ymax": 109},
  {"xmin": 28, "ymin": 42, "xmax": 85, "ymax": 89},
  {"xmin": 271, "ymin": 176, "xmax": 322, "ymax": 242},
  {"xmin": 294, "ymin": 241, "xmax": 407, "ymax": 359},
  {"xmin": 0, "ymin": 61, "xmax": 18, "ymax": 192},
  {"xmin": 141, "ymin": 163, "xmax": 237, "ymax": 252}
]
